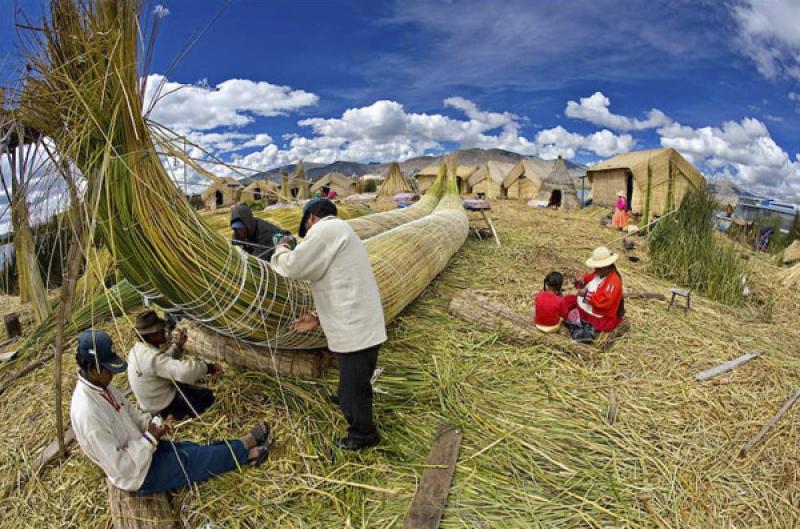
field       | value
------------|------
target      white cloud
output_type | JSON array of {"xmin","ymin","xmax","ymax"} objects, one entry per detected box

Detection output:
[
  {"xmin": 658, "ymin": 117, "xmax": 800, "ymax": 198},
  {"xmin": 534, "ymin": 127, "xmax": 635, "ymax": 159},
  {"xmin": 153, "ymin": 5, "xmax": 170, "ymax": 18},
  {"xmin": 733, "ymin": 0, "xmax": 800, "ymax": 81},
  {"xmin": 565, "ymin": 92, "xmax": 672, "ymax": 131},
  {"xmin": 144, "ymin": 74, "xmax": 318, "ymax": 131}
]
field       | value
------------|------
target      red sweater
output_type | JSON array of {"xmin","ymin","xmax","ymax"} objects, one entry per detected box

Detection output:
[
  {"xmin": 534, "ymin": 291, "xmax": 567, "ymax": 327},
  {"xmin": 583, "ymin": 271, "xmax": 623, "ymax": 320}
]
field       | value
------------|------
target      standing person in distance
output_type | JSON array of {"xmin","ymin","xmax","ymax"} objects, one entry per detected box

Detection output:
[{"xmin": 271, "ymin": 198, "xmax": 386, "ymax": 450}]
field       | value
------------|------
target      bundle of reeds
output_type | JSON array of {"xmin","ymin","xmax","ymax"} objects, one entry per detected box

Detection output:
[
  {"xmin": 20, "ymin": 0, "xmax": 466, "ymax": 354},
  {"xmin": 376, "ymin": 161, "xmax": 411, "ymax": 198}
]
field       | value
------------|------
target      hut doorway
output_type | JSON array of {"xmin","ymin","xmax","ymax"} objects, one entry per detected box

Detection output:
[
  {"xmin": 291, "ymin": 188, "xmax": 299, "ymax": 199},
  {"xmin": 626, "ymin": 172, "xmax": 633, "ymax": 209},
  {"xmin": 548, "ymin": 189, "xmax": 562, "ymax": 208},
  {"xmin": 253, "ymin": 188, "xmax": 262, "ymax": 201},
  {"xmin": 322, "ymin": 185, "xmax": 331, "ymax": 195},
  {"xmin": 215, "ymin": 190, "xmax": 223, "ymax": 207}
]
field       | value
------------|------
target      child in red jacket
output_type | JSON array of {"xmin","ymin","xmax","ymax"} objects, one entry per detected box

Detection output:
[{"xmin": 534, "ymin": 272, "xmax": 569, "ymax": 333}]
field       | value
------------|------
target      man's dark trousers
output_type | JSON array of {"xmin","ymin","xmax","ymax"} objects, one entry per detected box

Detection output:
[{"xmin": 336, "ymin": 345, "xmax": 380, "ymax": 442}]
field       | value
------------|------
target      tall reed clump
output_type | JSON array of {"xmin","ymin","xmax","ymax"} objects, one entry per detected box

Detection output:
[{"xmin": 649, "ymin": 187, "xmax": 749, "ymax": 305}]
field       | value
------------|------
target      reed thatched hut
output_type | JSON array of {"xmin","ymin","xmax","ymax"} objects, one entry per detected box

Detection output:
[
  {"xmin": 241, "ymin": 179, "xmax": 278, "ymax": 204},
  {"xmin": 413, "ymin": 163, "xmax": 477, "ymax": 194},
  {"xmin": 533, "ymin": 156, "xmax": 580, "ymax": 208},
  {"xmin": 468, "ymin": 161, "xmax": 514, "ymax": 200},
  {"xmin": 311, "ymin": 172, "xmax": 356, "ymax": 197},
  {"xmin": 201, "ymin": 177, "xmax": 243, "ymax": 209},
  {"xmin": 287, "ymin": 161, "xmax": 311, "ymax": 200},
  {"xmin": 377, "ymin": 162, "xmax": 411, "ymax": 198},
  {"xmin": 502, "ymin": 158, "xmax": 553, "ymax": 200},
  {"xmin": 587, "ymin": 148, "xmax": 705, "ymax": 216}
]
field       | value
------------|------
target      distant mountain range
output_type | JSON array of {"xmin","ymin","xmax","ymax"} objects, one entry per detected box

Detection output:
[{"xmin": 243, "ymin": 148, "xmax": 588, "ymax": 184}]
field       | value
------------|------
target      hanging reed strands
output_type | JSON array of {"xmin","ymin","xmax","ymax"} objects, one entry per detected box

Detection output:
[{"xmin": 20, "ymin": 0, "xmax": 467, "ymax": 356}]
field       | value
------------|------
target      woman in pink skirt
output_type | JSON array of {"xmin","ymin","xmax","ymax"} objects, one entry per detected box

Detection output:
[{"xmin": 611, "ymin": 190, "xmax": 628, "ymax": 230}]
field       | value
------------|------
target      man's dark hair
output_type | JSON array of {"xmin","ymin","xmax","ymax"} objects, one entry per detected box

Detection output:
[
  {"xmin": 75, "ymin": 353, "xmax": 95, "ymax": 373},
  {"xmin": 307, "ymin": 199, "xmax": 337, "ymax": 220},
  {"xmin": 544, "ymin": 271, "xmax": 563, "ymax": 292}
]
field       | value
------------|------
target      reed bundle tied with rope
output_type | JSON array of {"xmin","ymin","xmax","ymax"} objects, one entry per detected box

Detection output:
[{"xmin": 20, "ymin": 0, "xmax": 467, "ymax": 356}]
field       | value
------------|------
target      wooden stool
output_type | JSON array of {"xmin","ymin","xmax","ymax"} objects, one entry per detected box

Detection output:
[
  {"xmin": 463, "ymin": 200, "xmax": 501, "ymax": 247},
  {"xmin": 668, "ymin": 288, "xmax": 691, "ymax": 312}
]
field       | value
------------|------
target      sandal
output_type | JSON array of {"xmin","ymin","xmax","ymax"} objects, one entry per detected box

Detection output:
[
  {"xmin": 248, "ymin": 439, "xmax": 274, "ymax": 467},
  {"xmin": 249, "ymin": 421, "xmax": 270, "ymax": 446}
]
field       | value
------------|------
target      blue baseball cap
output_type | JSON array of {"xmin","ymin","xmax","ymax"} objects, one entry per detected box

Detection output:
[
  {"xmin": 231, "ymin": 220, "xmax": 246, "ymax": 230},
  {"xmin": 299, "ymin": 197, "xmax": 335, "ymax": 238},
  {"xmin": 76, "ymin": 330, "xmax": 127, "ymax": 374}
]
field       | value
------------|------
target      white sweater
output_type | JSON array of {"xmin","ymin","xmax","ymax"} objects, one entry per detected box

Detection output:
[
  {"xmin": 271, "ymin": 216, "xmax": 387, "ymax": 353},
  {"xmin": 127, "ymin": 341, "xmax": 208, "ymax": 413},
  {"xmin": 70, "ymin": 375, "xmax": 157, "ymax": 491}
]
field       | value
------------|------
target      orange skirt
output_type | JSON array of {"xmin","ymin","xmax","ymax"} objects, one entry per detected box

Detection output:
[{"xmin": 612, "ymin": 209, "xmax": 628, "ymax": 229}]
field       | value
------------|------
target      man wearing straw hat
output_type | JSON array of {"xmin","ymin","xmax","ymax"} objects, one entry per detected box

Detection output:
[
  {"xmin": 128, "ymin": 310, "xmax": 222, "ymax": 420},
  {"xmin": 70, "ymin": 329, "xmax": 273, "ymax": 494},
  {"xmin": 271, "ymin": 198, "xmax": 386, "ymax": 451},
  {"xmin": 562, "ymin": 246, "xmax": 625, "ymax": 337}
]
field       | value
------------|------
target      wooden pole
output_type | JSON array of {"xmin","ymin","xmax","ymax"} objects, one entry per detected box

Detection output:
[{"xmin": 740, "ymin": 388, "xmax": 800, "ymax": 457}]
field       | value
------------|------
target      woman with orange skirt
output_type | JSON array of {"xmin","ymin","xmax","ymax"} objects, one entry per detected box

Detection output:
[{"xmin": 611, "ymin": 190, "xmax": 629, "ymax": 230}]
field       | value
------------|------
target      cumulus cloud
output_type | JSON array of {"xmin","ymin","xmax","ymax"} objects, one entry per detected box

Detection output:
[
  {"xmin": 658, "ymin": 117, "xmax": 800, "ymax": 198},
  {"xmin": 144, "ymin": 74, "xmax": 318, "ymax": 130},
  {"xmin": 733, "ymin": 0, "xmax": 800, "ymax": 81},
  {"xmin": 227, "ymin": 98, "xmax": 634, "ymax": 171},
  {"xmin": 565, "ymin": 92, "xmax": 672, "ymax": 131},
  {"xmin": 153, "ymin": 4, "xmax": 170, "ymax": 18}
]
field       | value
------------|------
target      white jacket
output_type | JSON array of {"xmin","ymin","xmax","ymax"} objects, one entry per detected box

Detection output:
[
  {"xmin": 271, "ymin": 216, "xmax": 387, "ymax": 353},
  {"xmin": 127, "ymin": 341, "xmax": 208, "ymax": 413},
  {"xmin": 70, "ymin": 375, "xmax": 157, "ymax": 491}
]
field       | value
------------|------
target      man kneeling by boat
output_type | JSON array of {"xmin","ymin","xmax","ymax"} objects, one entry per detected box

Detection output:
[
  {"xmin": 128, "ymin": 310, "xmax": 222, "ymax": 420},
  {"xmin": 71, "ymin": 330, "xmax": 272, "ymax": 493},
  {"xmin": 562, "ymin": 246, "xmax": 625, "ymax": 341}
]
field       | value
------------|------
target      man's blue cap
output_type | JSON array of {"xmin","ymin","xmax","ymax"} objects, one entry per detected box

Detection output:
[
  {"xmin": 299, "ymin": 197, "xmax": 333, "ymax": 238},
  {"xmin": 230, "ymin": 220, "xmax": 246, "ymax": 230},
  {"xmin": 76, "ymin": 330, "xmax": 127, "ymax": 374}
]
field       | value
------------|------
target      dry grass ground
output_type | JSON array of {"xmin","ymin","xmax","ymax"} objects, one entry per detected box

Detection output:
[{"xmin": 0, "ymin": 201, "xmax": 798, "ymax": 528}]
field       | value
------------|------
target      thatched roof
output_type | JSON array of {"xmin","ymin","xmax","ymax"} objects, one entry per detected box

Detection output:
[
  {"xmin": 545, "ymin": 156, "xmax": 574, "ymax": 185},
  {"xmin": 587, "ymin": 148, "xmax": 704, "ymax": 188},
  {"xmin": 310, "ymin": 172, "xmax": 354, "ymax": 193},
  {"xmin": 201, "ymin": 176, "xmax": 242, "ymax": 201},
  {"xmin": 244, "ymin": 179, "xmax": 278, "ymax": 193},
  {"xmin": 502, "ymin": 159, "xmax": 553, "ymax": 189},
  {"xmin": 377, "ymin": 162, "xmax": 411, "ymax": 197},
  {"xmin": 468, "ymin": 161, "xmax": 514, "ymax": 187},
  {"xmin": 415, "ymin": 163, "xmax": 478, "ymax": 179}
]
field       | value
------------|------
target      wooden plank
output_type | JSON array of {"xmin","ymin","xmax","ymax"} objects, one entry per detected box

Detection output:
[
  {"xmin": 695, "ymin": 351, "xmax": 762, "ymax": 381},
  {"xmin": 403, "ymin": 423, "xmax": 462, "ymax": 529},
  {"xmin": 739, "ymin": 388, "xmax": 800, "ymax": 457},
  {"xmin": 107, "ymin": 481, "xmax": 178, "ymax": 529}
]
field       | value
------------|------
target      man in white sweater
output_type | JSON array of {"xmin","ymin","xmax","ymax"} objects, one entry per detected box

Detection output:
[
  {"xmin": 271, "ymin": 198, "xmax": 386, "ymax": 450},
  {"xmin": 70, "ymin": 330, "xmax": 272, "ymax": 493},
  {"xmin": 128, "ymin": 310, "xmax": 222, "ymax": 420}
]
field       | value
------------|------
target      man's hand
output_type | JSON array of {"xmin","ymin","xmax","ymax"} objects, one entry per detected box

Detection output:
[
  {"xmin": 207, "ymin": 363, "xmax": 224, "ymax": 376},
  {"xmin": 277, "ymin": 236, "xmax": 294, "ymax": 248},
  {"xmin": 573, "ymin": 277, "xmax": 585, "ymax": 289},
  {"xmin": 147, "ymin": 416, "xmax": 173, "ymax": 440},
  {"xmin": 293, "ymin": 313, "xmax": 320, "ymax": 333},
  {"xmin": 175, "ymin": 329, "xmax": 188, "ymax": 350}
]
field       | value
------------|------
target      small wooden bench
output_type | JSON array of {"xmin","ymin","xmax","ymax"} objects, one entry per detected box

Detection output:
[{"xmin": 108, "ymin": 481, "xmax": 177, "ymax": 529}]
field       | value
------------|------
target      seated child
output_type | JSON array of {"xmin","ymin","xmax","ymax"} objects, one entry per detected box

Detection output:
[{"xmin": 534, "ymin": 272, "xmax": 568, "ymax": 333}]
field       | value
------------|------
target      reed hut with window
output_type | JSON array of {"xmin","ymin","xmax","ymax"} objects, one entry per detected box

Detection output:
[
  {"xmin": 413, "ymin": 163, "xmax": 477, "ymax": 194},
  {"xmin": 532, "ymin": 156, "xmax": 580, "ymax": 208},
  {"xmin": 587, "ymin": 148, "xmax": 705, "ymax": 216},
  {"xmin": 376, "ymin": 162, "xmax": 411, "ymax": 198},
  {"xmin": 311, "ymin": 172, "xmax": 356, "ymax": 197},
  {"xmin": 502, "ymin": 158, "xmax": 553, "ymax": 200},
  {"xmin": 468, "ymin": 161, "xmax": 514, "ymax": 200},
  {"xmin": 287, "ymin": 161, "xmax": 311, "ymax": 200},
  {"xmin": 201, "ymin": 177, "xmax": 243, "ymax": 209},
  {"xmin": 241, "ymin": 179, "xmax": 278, "ymax": 204}
]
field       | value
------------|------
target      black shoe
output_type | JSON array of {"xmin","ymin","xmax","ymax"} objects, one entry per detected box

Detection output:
[
  {"xmin": 335, "ymin": 434, "xmax": 380, "ymax": 451},
  {"xmin": 327, "ymin": 394, "xmax": 340, "ymax": 406}
]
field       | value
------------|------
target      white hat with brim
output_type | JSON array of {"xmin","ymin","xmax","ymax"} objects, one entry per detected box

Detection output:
[
  {"xmin": 617, "ymin": 190, "xmax": 626, "ymax": 197},
  {"xmin": 585, "ymin": 246, "xmax": 618, "ymax": 268}
]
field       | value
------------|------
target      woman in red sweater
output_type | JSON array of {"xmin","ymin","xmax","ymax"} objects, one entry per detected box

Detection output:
[{"xmin": 563, "ymin": 246, "xmax": 625, "ymax": 333}]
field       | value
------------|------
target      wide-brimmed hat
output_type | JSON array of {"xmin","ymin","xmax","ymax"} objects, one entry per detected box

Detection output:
[
  {"xmin": 585, "ymin": 246, "xmax": 618, "ymax": 268},
  {"xmin": 135, "ymin": 310, "xmax": 167, "ymax": 335},
  {"xmin": 76, "ymin": 330, "xmax": 127, "ymax": 373},
  {"xmin": 617, "ymin": 190, "xmax": 626, "ymax": 197}
]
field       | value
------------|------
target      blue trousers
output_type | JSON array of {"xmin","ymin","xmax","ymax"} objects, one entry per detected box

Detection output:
[{"xmin": 138, "ymin": 439, "xmax": 248, "ymax": 494}]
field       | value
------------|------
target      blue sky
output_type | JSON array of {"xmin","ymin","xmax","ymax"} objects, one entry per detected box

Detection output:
[{"xmin": 2, "ymin": 0, "xmax": 800, "ymax": 199}]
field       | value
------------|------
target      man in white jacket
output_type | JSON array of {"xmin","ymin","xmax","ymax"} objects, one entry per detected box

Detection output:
[
  {"xmin": 128, "ymin": 310, "xmax": 222, "ymax": 420},
  {"xmin": 70, "ymin": 329, "xmax": 272, "ymax": 493},
  {"xmin": 271, "ymin": 198, "xmax": 386, "ymax": 450}
]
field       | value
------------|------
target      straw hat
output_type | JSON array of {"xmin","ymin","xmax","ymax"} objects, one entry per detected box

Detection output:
[
  {"xmin": 617, "ymin": 190, "xmax": 626, "ymax": 197},
  {"xmin": 585, "ymin": 246, "xmax": 618, "ymax": 268},
  {"xmin": 135, "ymin": 309, "xmax": 166, "ymax": 335}
]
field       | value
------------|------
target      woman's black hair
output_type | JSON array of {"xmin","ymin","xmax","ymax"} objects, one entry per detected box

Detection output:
[{"xmin": 544, "ymin": 271, "xmax": 563, "ymax": 292}]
